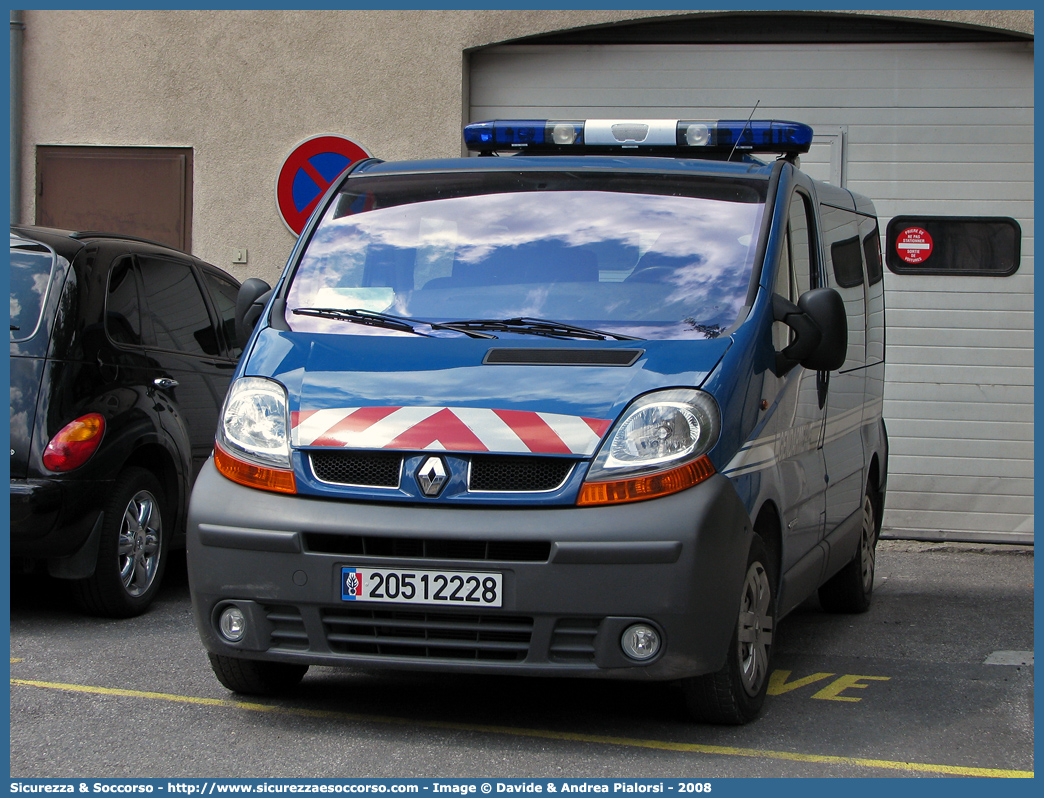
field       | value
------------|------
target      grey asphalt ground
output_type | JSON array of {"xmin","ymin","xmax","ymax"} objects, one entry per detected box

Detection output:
[{"xmin": 8, "ymin": 540, "xmax": 1034, "ymax": 779}]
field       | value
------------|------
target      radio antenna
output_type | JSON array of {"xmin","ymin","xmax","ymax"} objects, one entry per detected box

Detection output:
[{"xmin": 728, "ymin": 100, "xmax": 761, "ymax": 162}]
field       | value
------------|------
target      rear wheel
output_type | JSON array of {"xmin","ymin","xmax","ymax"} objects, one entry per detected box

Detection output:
[
  {"xmin": 683, "ymin": 535, "xmax": 775, "ymax": 724},
  {"xmin": 818, "ymin": 487, "xmax": 878, "ymax": 613},
  {"xmin": 71, "ymin": 467, "xmax": 169, "ymax": 618},
  {"xmin": 208, "ymin": 653, "xmax": 309, "ymax": 695}
]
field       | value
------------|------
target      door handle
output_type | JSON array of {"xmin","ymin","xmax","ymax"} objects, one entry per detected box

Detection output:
[{"xmin": 153, "ymin": 377, "xmax": 180, "ymax": 390}]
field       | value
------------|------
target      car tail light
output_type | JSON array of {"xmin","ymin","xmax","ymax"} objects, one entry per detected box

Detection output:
[{"xmin": 42, "ymin": 413, "xmax": 106, "ymax": 472}]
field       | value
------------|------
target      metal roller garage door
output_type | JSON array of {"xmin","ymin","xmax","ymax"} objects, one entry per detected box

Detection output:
[{"xmin": 470, "ymin": 41, "xmax": 1034, "ymax": 544}]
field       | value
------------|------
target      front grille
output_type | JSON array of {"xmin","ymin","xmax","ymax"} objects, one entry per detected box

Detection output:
[
  {"xmin": 549, "ymin": 617, "xmax": 600, "ymax": 663},
  {"xmin": 264, "ymin": 605, "xmax": 309, "ymax": 651},
  {"xmin": 308, "ymin": 451, "xmax": 578, "ymax": 494},
  {"xmin": 469, "ymin": 456, "xmax": 575, "ymax": 492},
  {"xmin": 303, "ymin": 533, "xmax": 551, "ymax": 562},
  {"xmin": 321, "ymin": 608, "xmax": 533, "ymax": 661},
  {"xmin": 311, "ymin": 451, "xmax": 402, "ymax": 488}
]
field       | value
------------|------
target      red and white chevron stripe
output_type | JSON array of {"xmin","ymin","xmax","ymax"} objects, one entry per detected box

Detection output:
[{"xmin": 291, "ymin": 406, "xmax": 612, "ymax": 456}]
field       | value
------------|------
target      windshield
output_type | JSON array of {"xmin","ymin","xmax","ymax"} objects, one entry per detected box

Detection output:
[
  {"xmin": 286, "ymin": 171, "xmax": 765, "ymax": 340},
  {"xmin": 10, "ymin": 235, "xmax": 57, "ymax": 342}
]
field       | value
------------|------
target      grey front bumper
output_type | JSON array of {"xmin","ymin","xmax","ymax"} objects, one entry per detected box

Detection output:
[{"xmin": 187, "ymin": 458, "xmax": 753, "ymax": 681}]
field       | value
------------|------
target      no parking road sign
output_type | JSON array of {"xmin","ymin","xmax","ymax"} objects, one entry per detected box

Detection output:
[
  {"xmin": 895, "ymin": 226, "xmax": 934, "ymax": 265},
  {"xmin": 276, "ymin": 134, "xmax": 372, "ymax": 235}
]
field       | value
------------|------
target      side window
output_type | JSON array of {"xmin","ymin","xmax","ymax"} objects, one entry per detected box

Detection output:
[
  {"xmin": 820, "ymin": 204, "xmax": 866, "ymax": 369},
  {"xmin": 885, "ymin": 216, "xmax": 1021, "ymax": 275},
  {"xmin": 105, "ymin": 257, "xmax": 144, "ymax": 346},
  {"xmin": 776, "ymin": 230, "xmax": 794, "ymax": 301},
  {"xmin": 830, "ymin": 236, "xmax": 864, "ymax": 289},
  {"xmin": 772, "ymin": 192, "xmax": 816, "ymax": 352},
  {"xmin": 10, "ymin": 241, "xmax": 56, "ymax": 342},
  {"xmin": 199, "ymin": 269, "xmax": 242, "ymax": 358},
  {"xmin": 138, "ymin": 255, "xmax": 220, "ymax": 356},
  {"xmin": 863, "ymin": 223, "xmax": 883, "ymax": 285},
  {"xmin": 772, "ymin": 230, "xmax": 794, "ymax": 352},
  {"xmin": 788, "ymin": 191, "xmax": 816, "ymax": 294},
  {"xmin": 861, "ymin": 216, "xmax": 886, "ymax": 364}
]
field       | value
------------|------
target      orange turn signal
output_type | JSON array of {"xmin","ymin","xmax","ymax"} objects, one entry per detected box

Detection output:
[
  {"xmin": 42, "ymin": 413, "xmax": 106, "ymax": 472},
  {"xmin": 214, "ymin": 442, "xmax": 297, "ymax": 494},
  {"xmin": 577, "ymin": 456, "xmax": 716, "ymax": 507}
]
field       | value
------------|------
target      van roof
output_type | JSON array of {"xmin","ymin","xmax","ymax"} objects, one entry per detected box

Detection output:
[{"xmin": 351, "ymin": 154, "xmax": 779, "ymax": 181}]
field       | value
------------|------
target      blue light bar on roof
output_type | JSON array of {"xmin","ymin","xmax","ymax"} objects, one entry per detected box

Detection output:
[{"xmin": 463, "ymin": 119, "xmax": 814, "ymax": 155}]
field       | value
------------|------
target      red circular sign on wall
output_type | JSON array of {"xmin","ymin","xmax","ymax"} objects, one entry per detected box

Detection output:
[
  {"xmin": 895, "ymin": 227, "xmax": 934, "ymax": 265},
  {"xmin": 276, "ymin": 135, "xmax": 372, "ymax": 235}
]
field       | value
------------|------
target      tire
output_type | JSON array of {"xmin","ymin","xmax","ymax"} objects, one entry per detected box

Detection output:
[
  {"xmin": 818, "ymin": 487, "xmax": 879, "ymax": 614},
  {"xmin": 71, "ymin": 467, "xmax": 170, "ymax": 618},
  {"xmin": 208, "ymin": 653, "xmax": 308, "ymax": 695},
  {"xmin": 683, "ymin": 535, "xmax": 776, "ymax": 725}
]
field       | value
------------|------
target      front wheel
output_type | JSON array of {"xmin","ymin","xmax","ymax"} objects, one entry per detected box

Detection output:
[
  {"xmin": 208, "ymin": 653, "xmax": 309, "ymax": 695},
  {"xmin": 71, "ymin": 467, "xmax": 169, "ymax": 618},
  {"xmin": 682, "ymin": 535, "xmax": 776, "ymax": 724},
  {"xmin": 818, "ymin": 487, "xmax": 879, "ymax": 614}
]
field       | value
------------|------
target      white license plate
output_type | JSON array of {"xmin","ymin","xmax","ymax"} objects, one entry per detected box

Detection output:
[{"xmin": 341, "ymin": 566, "xmax": 503, "ymax": 607}]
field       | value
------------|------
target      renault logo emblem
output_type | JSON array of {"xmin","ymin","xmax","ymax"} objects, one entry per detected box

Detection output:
[{"xmin": 416, "ymin": 456, "xmax": 448, "ymax": 497}]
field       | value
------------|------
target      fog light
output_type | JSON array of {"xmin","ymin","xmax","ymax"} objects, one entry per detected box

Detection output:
[
  {"xmin": 621, "ymin": 624, "xmax": 661, "ymax": 661},
  {"xmin": 219, "ymin": 606, "xmax": 247, "ymax": 642}
]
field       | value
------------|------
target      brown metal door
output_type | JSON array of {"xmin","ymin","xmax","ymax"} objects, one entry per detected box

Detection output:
[{"xmin": 36, "ymin": 146, "xmax": 192, "ymax": 251}]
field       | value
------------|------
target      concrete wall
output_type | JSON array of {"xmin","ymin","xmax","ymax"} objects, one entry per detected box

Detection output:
[{"xmin": 17, "ymin": 9, "xmax": 1034, "ymax": 285}]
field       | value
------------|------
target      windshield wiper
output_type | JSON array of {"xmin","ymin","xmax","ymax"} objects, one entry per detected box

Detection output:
[
  {"xmin": 292, "ymin": 309, "xmax": 637, "ymax": 341},
  {"xmin": 437, "ymin": 317, "xmax": 643, "ymax": 342},
  {"xmin": 291, "ymin": 308, "xmax": 497, "ymax": 339},
  {"xmin": 293, "ymin": 307, "xmax": 427, "ymax": 336}
]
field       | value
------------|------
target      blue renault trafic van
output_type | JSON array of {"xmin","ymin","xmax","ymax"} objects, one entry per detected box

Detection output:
[{"xmin": 187, "ymin": 119, "xmax": 887, "ymax": 724}]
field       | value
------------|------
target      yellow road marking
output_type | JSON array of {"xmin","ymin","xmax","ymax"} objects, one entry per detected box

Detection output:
[
  {"xmin": 767, "ymin": 670, "xmax": 834, "ymax": 695},
  {"xmin": 811, "ymin": 674, "xmax": 892, "ymax": 702},
  {"xmin": 11, "ymin": 658, "xmax": 24, "ymax": 663},
  {"xmin": 11, "ymin": 677, "xmax": 1033, "ymax": 778}
]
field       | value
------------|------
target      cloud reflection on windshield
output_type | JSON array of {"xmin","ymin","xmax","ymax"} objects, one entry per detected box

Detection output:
[{"xmin": 291, "ymin": 189, "xmax": 763, "ymax": 339}]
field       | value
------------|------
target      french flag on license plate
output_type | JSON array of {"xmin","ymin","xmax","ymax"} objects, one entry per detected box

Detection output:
[{"xmin": 342, "ymin": 569, "xmax": 363, "ymax": 600}]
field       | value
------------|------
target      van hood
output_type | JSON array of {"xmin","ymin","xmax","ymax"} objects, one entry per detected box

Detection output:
[{"xmin": 247, "ymin": 331, "xmax": 732, "ymax": 456}]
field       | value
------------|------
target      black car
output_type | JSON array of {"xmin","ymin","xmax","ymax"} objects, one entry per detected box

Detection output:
[{"xmin": 10, "ymin": 225, "xmax": 242, "ymax": 617}]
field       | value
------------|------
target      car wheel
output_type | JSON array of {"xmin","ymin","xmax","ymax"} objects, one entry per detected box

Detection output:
[
  {"xmin": 208, "ymin": 653, "xmax": 309, "ymax": 695},
  {"xmin": 71, "ymin": 467, "xmax": 169, "ymax": 618},
  {"xmin": 818, "ymin": 487, "xmax": 878, "ymax": 614},
  {"xmin": 683, "ymin": 535, "xmax": 775, "ymax": 724}
]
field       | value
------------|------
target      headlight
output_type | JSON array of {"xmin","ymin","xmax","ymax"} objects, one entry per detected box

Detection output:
[
  {"xmin": 606, "ymin": 402, "xmax": 708, "ymax": 469},
  {"xmin": 588, "ymin": 389, "xmax": 719, "ymax": 479},
  {"xmin": 218, "ymin": 377, "xmax": 291, "ymax": 468},
  {"xmin": 579, "ymin": 389, "xmax": 719, "ymax": 506},
  {"xmin": 214, "ymin": 377, "xmax": 296, "ymax": 494}
]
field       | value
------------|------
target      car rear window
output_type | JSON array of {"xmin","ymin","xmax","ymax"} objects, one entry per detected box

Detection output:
[{"xmin": 10, "ymin": 235, "xmax": 57, "ymax": 342}]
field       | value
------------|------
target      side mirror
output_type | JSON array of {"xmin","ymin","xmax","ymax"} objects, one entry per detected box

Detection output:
[
  {"xmin": 234, "ymin": 278, "xmax": 273, "ymax": 348},
  {"xmin": 773, "ymin": 287, "xmax": 848, "ymax": 375}
]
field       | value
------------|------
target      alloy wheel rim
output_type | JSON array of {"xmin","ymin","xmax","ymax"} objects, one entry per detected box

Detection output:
[
  {"xmin": 117, "ymin": 490, "xmax": 162, "ymax": 597},
  {"xmin": 737, "ymin": 561, "xmax": 773, "ymax": 697}
]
